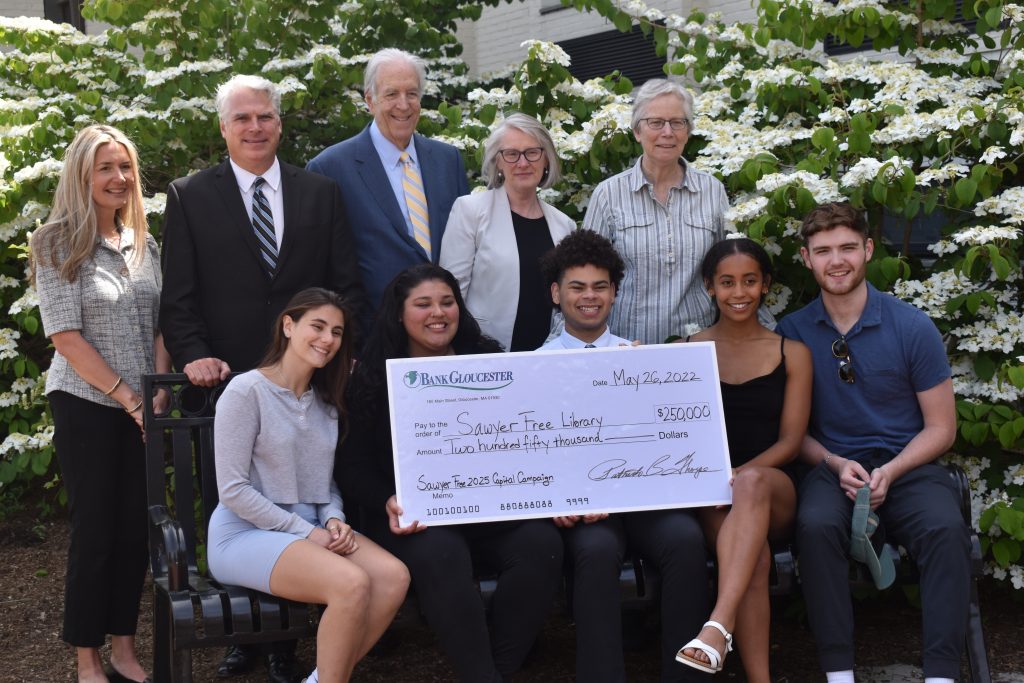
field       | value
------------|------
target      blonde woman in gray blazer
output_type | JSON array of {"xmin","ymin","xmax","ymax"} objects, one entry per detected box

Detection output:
[{"xmin": 440, "ymin": 113, "xmax": 575, "ymax": 351}]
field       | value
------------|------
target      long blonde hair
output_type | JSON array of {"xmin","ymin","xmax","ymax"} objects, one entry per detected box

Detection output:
[{"xmin": 29, "ymin": 124, "xmax": 148, "ymax": 284}]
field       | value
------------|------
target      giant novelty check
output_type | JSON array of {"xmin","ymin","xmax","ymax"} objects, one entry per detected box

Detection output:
[{"xmin": 386, "ymin": 342, "xmax": 733, "ymax": 526}]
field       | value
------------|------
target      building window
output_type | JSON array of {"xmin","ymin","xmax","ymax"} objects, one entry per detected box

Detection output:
[
  {"xmin": 44, "ymin": 0, "xmax": 85, "ymax": 32},
  {"xmin": 824, "ymin": 0, "xmax": 975, "ymax": 56},
  {"xmin": 558, "ymin": 24, "xmax": 666, "ymax": 87}
]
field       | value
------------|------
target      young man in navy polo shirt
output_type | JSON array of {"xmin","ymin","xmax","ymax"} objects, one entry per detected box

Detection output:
[{"xmin": 777, "ymin": 202, "xmax": 968, "ymax": 683}]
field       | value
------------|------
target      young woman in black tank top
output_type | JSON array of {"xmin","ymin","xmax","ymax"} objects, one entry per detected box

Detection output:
[{"xmin": 675, "ymin": 238, "xmax": 812, "ymax": 681}]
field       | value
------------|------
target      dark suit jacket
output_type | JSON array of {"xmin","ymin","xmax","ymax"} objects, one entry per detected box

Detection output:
[
  {"xmin": 159, "ymin": 158, "xmax": 366, "ymax": 372},
  {"xmin": 306, "ymin": 126, "xmax": 469, "ymax": 319}
]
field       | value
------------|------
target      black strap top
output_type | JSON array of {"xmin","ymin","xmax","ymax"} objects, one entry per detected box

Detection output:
[{"xmin": 690, "ymin": 336, "xmax": 787, "ymax": 467}]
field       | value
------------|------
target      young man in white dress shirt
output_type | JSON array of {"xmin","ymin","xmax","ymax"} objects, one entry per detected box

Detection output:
[{"xmin": 538, "ymin": 231, "xmax": 710, "ymax": 683}]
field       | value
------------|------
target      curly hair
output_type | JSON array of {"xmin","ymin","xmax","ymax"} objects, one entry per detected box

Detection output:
[{"xmin": 539, "ymin": 230, "xmax": 625, "ymax": 309}]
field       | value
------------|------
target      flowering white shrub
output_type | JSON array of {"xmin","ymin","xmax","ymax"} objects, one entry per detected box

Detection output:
[{"xmin": 0, "ymin": 0, "xmax": 1022, "ymax": 583}]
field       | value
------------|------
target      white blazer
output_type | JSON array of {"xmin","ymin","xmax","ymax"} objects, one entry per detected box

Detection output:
[{"xmin": 440, "ymin": 188, "xmax": 576, "ymax": 351}]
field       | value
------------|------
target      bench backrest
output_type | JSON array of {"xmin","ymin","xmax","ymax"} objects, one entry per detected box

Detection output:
[{"xmin": 143, "ymin": 373, "xmax": 237, "ymax": 575}]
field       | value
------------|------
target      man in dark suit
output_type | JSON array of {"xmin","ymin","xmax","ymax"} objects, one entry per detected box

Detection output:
[
  {"xmin": 306, "ymin": 47, "xmax": 469, "ymax": 324},
  {"xmin": 159, "ymin": 74, "xmax": 364, "ymax": 682}
]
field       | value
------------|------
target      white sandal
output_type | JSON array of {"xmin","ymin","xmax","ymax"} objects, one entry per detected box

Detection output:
[{"xmin": 675, "ymin": 620, "xmax": 734, "ymax": 674}]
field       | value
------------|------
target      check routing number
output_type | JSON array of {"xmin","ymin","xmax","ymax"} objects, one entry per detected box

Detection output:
[{"xmin": 386, "ymin": 342, "xmax": 733, "ymax": 526}]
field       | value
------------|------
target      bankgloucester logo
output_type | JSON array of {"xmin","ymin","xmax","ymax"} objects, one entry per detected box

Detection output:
[{"xmin": 402, "ymin": 368, "xmax": 513, "ymax": 391}]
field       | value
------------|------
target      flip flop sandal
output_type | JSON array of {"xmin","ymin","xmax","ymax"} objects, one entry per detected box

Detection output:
[{"xmin": 675, "ymin": 619, "xmax": 734, "ymax": 674}]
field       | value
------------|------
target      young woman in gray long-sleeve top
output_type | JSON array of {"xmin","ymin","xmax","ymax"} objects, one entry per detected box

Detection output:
[{"xmin": 207, "ymin": 288, "xmax": 409, "ymax": 683}]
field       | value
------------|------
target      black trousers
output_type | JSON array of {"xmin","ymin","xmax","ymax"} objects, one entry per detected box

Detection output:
[
  {"xmin": 367, "ymin": 515, "xmax": 563, "ymax": 683},
  {"xmin": 564, "ymin": 510, "xmax": 710, "ymax": 683},
  {"xmin": 50, "ymin": 391, "xmax": 148, "ymax": 648},
  {"xmin": 796, "ymin": 461, "xmax": 971, "ymax": 677}
]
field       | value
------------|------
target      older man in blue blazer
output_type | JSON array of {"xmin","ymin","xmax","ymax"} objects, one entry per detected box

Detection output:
[{"xmin": 307, "ymin": 48, "xmax": 469, "ymax": 325}]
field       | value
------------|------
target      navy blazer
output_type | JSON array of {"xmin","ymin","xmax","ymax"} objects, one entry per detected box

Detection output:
[
  {"xmin": 159, "ymin": 159, "xmax": 366, "ymax": 372},
  {"xmin": 306, "ymin": 126, "xmax": 469, "ymax": 320}
]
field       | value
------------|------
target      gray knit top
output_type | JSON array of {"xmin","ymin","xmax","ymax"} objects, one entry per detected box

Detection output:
[{"xmin": 214, "ymin": 370, "xmax": 344, "ymax": 538}]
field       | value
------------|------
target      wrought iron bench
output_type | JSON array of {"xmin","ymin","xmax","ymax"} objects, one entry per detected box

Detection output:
[{"xmin": 142, "ymin": 373, "xmax": 316, "ymax": 683}]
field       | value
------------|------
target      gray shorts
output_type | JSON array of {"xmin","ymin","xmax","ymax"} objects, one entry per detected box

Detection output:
[{"xmin": 206, "ymin": 502, "xmax": 318, "ymax": 593}]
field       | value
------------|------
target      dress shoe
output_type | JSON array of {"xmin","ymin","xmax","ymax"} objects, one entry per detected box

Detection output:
[
  {"xmin": 267, "ymin": 652, "xmax": 302, "ymax": 683},
  {"xmin": 216, "ymin": 644, "xmax": 259, "ymax": 677}
]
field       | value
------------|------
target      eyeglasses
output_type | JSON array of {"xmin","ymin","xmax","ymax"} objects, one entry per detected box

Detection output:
[
  {"xmin": 498, "ymin": 147, "xmax": 544, "ymax": 163},
  {"xmin": 639, "ymin": 117, "xmax": 690, "ymax": 131},
  {"xmin": 832, "ymin": 336, "xmax": 855, "ymax": 384}
]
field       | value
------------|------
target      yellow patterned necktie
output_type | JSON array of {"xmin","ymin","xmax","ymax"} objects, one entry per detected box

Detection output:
[{"xmin": 400, "ymin": 151, "xmax": 431, "ymax": 258}]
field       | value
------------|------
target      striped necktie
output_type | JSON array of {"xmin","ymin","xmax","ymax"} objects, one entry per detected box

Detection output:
[
  {"xmin": 251, "ymin": 176, "xmax": 277, "ymax": 273},
  {"xmin": 400, "ymin": 152, "xmax": 431, "ymax": 258}
]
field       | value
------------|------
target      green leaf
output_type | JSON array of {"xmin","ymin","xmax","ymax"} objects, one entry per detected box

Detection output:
[
  {"xmin": 973, "ymin": 353, "xmax": 997, "ymax": 382},
  {"xmin": 992, "ymin": 538, "xmax": 1019, "ymax": 567},
  {"xmin": 1008, "ymin": 366, "xmax": 1024, "ymax": 389},
  {"xmin": 848, "ymin": 130, "xmax": 871, "ymax": 155},
  {"xmin": 954, "ymin": 178, "xmax": 977, "ymax": 204},
  {"xmin": 612, "ymin": 13, "xmax": 632, "ymax": 33},
  {"xmin": 811, "ymin": 127, "xmax": 835, "ymax": 149},
  {"xmin": 992, "ymin": 254, "xmax": 1011, "ymax": 280},
  {"xmin": 13, "ymin": 359, "xmax": 25, "ymax": 378},
  {"xmin": 998, "ymin": 421, "xmax": 1018, "ymax": 449},
  {"xmin": 22, "ymin": 316, "xmax": 38, "ymax": 335}
]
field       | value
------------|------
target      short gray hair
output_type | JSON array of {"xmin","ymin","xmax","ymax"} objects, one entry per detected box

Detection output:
[
  {"xmin": 630, "ymin": 79, "xmax": 693, "ymax": 133},
  {"xmin": 364, "ymin": 48, "xmax": 427, "ymax": 98},
  {"xmin": 481, "ymin": 113, "xmax": 561, "ymax": 190},
  {"xmin": 215, "ymin": 75, "xmax": 281, "ymax": 121}
]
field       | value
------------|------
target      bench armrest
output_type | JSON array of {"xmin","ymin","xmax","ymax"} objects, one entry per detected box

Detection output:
[{"xmin": 149, "ymin": 504, "xmax": 189, "ymax": 592}]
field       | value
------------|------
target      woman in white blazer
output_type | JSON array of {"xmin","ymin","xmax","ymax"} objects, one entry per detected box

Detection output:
[{"xmin": 440, "ymin": 113, "xmax": 575, "ymax": 351}]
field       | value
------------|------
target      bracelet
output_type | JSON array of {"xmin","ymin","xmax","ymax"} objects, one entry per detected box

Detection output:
[
  {"xmin": 103, "ymin": 376, "xmax": 122, "ymax": 396},
  {"xmin": 125, "ymin": 398, "xmax": 144, "ymax": 414}
]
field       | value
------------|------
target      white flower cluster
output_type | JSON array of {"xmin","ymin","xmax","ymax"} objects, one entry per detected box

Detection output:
[
  {"xmin": 975, "ymin": 187, "xmax": 1024, "ymax": 225},
  {"xmin": 951, "ymin": 225, "xmax": 1021, "ymax": 246},
  {"xmin": 143, "ymin": 194, "xmax": 167, "ymax": 217},
  {"xmin": 839, "ymin": 155, "xmax": 910, "ymax": 188},
  {"xmin": 0, "ymin": 16, "xmax": 75, "ymax": 35},
  {"xmin": 920, "ymin": 19, "xmax": 968, "ymax": 36},
  {"xmin": 724, "ymin": 196, "xmax": 768, "ymax": 224},
  {"xmin": 1005, "ymin": 463, "xmax": 1024, "ymax": 488},
  {"xmin": 764, "ymin": 281, "xmax": 794, "ymax": 314},
  {"xmin": 893, "ymin": 269, "xmax": 977, "ymax": 319},
  {"xmin": 558, "ymin": 102, "xmax": 632, "ymax": 158},
  {"xmin": 520, "ymin": 40, "xmax": 571, "ymax": 68},
  {"xmin": 952, "ymin": 309, "xmax": 1024, "ymax": 355},
  {"xmin": 8, "ymin": 288, "xmax": 38, "ymax": 317},
  {"xmin": 744, "ymin": 66, "xmax": 809, "ymax": 91},
  {"xmin": 144, "ymin": 59, "xmax": 232, "ymax": 88},
  {"xmin": 12, "ymin": 157, "xmax": 63, "ymax": 185},
  {"xmin": 916, "ymin": 163, "xmax": 969, "ymax": 187},
  {"xmin": 693, "ymin": 118, "xmax": 811, "ymax": 176},
  {"xmin": 0, "ymin": 328, "xmax": 20, "ymax": 360},
  {"xmin": 0, "ymin": 201, "xmax": 49, "ymax": 243},
  {"xmin": 466, "ymin": 86, "xmax": 521, "ymax": 109},
  {"xmin": 755, "ymin": 170, "xmax": 844, "ymax": 203},
  {"xmin": 0, "ymin": 425, "xmax": 53, "ymax": 458},
  {"xmin": 914, "ymin": 48, "xmax": 970, "ymax": 66},
  {"xmin": 429, "ymin": 134, "xmax": 479, "ymax": 153},
  {"xmin": 128, "ymin": 9, "xmax": 182, "ymax": 36},
  {"xmin": 0, "ymin": 376, "xmax": 38, "ymax": 409}
]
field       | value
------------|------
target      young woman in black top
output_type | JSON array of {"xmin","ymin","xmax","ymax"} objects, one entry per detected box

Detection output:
[
  {"xmin": 677, "ymin": 238, "xmax": 812, "ymax": 680},
  {"xmin": 336, "ymin": 264, "xmax": 563, "ymax": 682}
]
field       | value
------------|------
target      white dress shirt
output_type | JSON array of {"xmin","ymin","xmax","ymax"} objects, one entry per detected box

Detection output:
[{"xmin": 230, "ymin": 157, "xmax": 285, "ymax": 247}]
